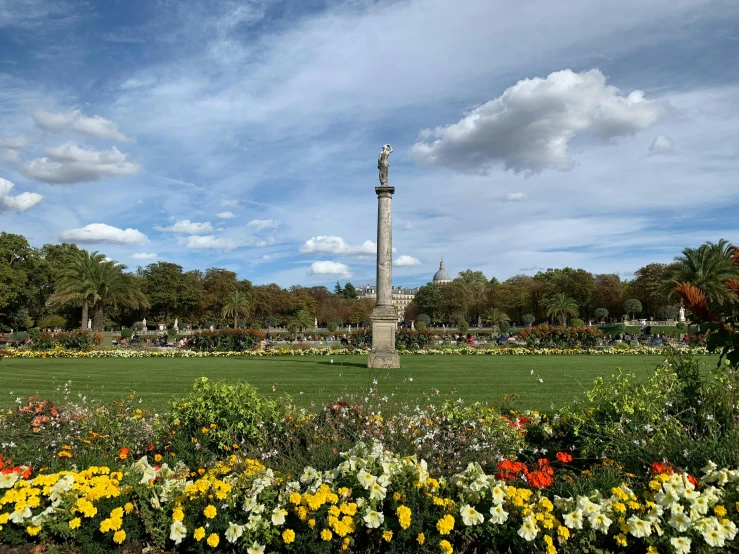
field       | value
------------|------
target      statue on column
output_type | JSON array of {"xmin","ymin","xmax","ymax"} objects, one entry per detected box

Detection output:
[{"xmin": 378, "ymin": 144, "xmax": 393, "ymax": 187}]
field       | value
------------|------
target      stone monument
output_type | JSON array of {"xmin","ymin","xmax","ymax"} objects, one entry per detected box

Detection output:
[
  {"xmin": 369, "ymin": 144, "xmax": 400, "ymax": 368},
  {"xmin": 679, "ymin": 307, "xmax": 686, "ymax": 322}
]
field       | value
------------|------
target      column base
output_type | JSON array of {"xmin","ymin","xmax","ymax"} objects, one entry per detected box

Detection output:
[{"xmin": 369, "ymin": 305, "xmax": 400, "ymax": 369}]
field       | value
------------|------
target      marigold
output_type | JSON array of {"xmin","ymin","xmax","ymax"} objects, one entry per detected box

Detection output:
[
  {"xmin": 417, "ymin": 533, "xmax": 425, "ymax": 545},
  {"xmin": 69, "ymin": 518, "xmax": 81, "ymax": 530},
  {"xmin": 383, "ymin": 530, "xmax": 393, "ymax": 542},
  {"xmin": 282, "ymin": 529, "xmax": 296, "ymax": 544},
  {"xmin": 113, "ymin": 530, "xmax": 126, "ymax": 544},
  {"xmin": 321, "ymin": 528, "xmax": 333, "ymax": 541},
  {"xmin": 437, "ymin": 514, "xmax": 455, "ymax": 535},
  {"xmin": 206, "ymin": 533, "xmax": 219, "ymax": 547},
  {"xmin": 194, "ymin": 527, "xmax": 205, "ymax": 541},
  {"xmin": 27, "ymin": 525, "xmax": 42, "ymax": 536},
  {"xmin": 440, "ymin": 539, "xmax": 453, "ymax": 554},
  {"xmin": 203, "ymin": 505, "xmax": 217, "ymax": 519}
]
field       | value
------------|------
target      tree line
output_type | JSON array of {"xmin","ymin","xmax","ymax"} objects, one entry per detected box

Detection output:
[{"xmin": 0, "ymin": 232, "xmax": 737, "ymax": 331}]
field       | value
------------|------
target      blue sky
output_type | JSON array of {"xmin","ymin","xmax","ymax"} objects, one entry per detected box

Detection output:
[{"xmin": 1, "ymin": 0, "xmax": 738, "ymax": 288}]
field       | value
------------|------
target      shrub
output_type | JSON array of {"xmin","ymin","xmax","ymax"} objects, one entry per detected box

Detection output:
[
  {"xmin": 676, "ymin": 321, "xmax": 687, "ymax": 330},
  {"xmin": 31, "ymin": 330, "xmax": 103, "ymax": 351},
  {"xmin": 250, "ymin": 322, "xmax": 262, "ymax": 330},
  {"xmin": 188, "ymin": 328, "xmax": 265, "ymax": 351},
  {"xmin": 522, "ymin": 313, "xmax": 535, "ymax": 326},
  {"xmin": 327, "ymin": 321, "xmax": 338, "ymax": 332},
  {"xmin": 37, "ymin": 314, "xmax": 67, "ymax": 329},
  {"xmin": 570, "ymin": 318, "xmax": 585, "ymax": 326},
  {"xmin": 499, "ymin": 321, "xmax": 511, "ymax": 333},
  {"xmin": 417, "ymin": 313, "xmax": 431, "ymax": 324},
  {"xmin": 457, "ymin": 319, "xmax": 469, "ymax": 333},
  {"xmin": 330, "ymin": 317, "xmax": 343, "ymax": 327},
  {"xmin": 168, "ymin": 377, "xmax": 283, "ymax": 450},
  {"xmin": 415, "ymin": 321, "xmax": 426, "ymax": 330},
  {"xmin": 120, "ymin": 327, "xmax": 133, "ymax": 339},
  {"xmin": 517, "ymin": 324, "xmax": 603, "ymax": 348}
]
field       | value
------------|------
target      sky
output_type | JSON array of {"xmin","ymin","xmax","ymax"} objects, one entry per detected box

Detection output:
[{"xmin": 1, "ymin": 0, "xmax": 738, "ymax": 288}]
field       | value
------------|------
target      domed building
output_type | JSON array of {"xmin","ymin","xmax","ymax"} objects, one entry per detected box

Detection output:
[{"xmin": 432, "ymin": 260, "xmax": 452, "ymax": 284}]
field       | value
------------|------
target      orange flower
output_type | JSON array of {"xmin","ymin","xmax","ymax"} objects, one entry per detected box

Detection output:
[
  {"xmin": 556, "ymin": 452, "xmax": 573, "ymax": 463},
  {"xmin": 118, "ymin": 448, "xmax": 131, "ymax": 460}
]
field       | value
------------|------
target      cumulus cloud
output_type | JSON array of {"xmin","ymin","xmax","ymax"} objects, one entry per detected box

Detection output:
[
  {"xmin": 22, "ymin": 143, "xmax": 140, "ymax": 184},
  {"xmin": 0, "ymin": 178, "xmax": 43, "ymax": 213},
  {"xmin": 216, "ymin": 211, "xmax": 236, "ymax": 219},
  {"xmin": 60, "ymin": 223, "xmax": 148, "ymax": 244},
  {"xmin": 131, "ymin": 252, "xmax": 159, "ymax": 260},
  {"xmin": 307, "ymin": 261, "xmax": 351, "ymax": 277},
  {"xmin": 648, "ymin": 134, "xmax": 674, "ymax": 155},
  {"xmin": 503, "ymin": 192, "xmax": 528, "ymax": 202},
  {"xmin": 300, "ymin": 236, "xmax": 376, "ymax": 256},
  {"xmin": 394, "ymin": 255, "xmax": 421, "ymax": 266},
  {"xmin": 247, "ymin": 218, "xmax": 281, "ymax": 231},
  {"xmin": 31, "ymin": 108, "xmax": 131, "ymax": 142},
  {"xmin": 219, "ymin": 199, "xmax": 238, "ymax": 207},
  {"xmin": 185, "ymin": 235, "xmax": 239, "ymax": 250},
  {"xmin": 410, "ymin": 69, "xmax": 665, "ymax": 174},
  {"xmin": 155, "ymin": 219, "xmax": 214, "ymax": 234},
  {"xmin": 0, "ymin": 134, "xmax": 30, "ymax": 149}
]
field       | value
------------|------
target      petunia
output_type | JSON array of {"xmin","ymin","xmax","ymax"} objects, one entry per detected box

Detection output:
[
  {"xmin": 225, "ymin": 522, "xmax": 244, "ymax": 544},
  {"xmin": 363, "ymin": 510, "xmax": 384, "ymax": 528},
  {"xmin": 489, "ymin": 505, "xmax": 509, "ymax": 524},
  {"xmin": 460, "ymin": 504, "xmax": 484, "ymax": 526},
  {"xmin": 170, "ymin": 521, "xmax": 187, "ymax": 544},
  {"xmin": 670, "ymin": 536, "xmax": 691, "ymax": 554},
  {"xmin": 563, "ymin": 510, "xmax": 584, "ymax": 530},
  {"xmin": 246, "ymin": 543, "xmax": 266, "ymax": 554},
  {"xmin": 271, "ymin": 508, "xmax": 287, "ymax": 526},
  {"xmin": 517, "ymin": 516, "xmax": 538, "ymax": 541}
]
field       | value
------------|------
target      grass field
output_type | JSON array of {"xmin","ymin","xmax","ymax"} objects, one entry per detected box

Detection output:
[{"xmin": 2, "ymin": 354, "xmax": 715, "ymax": 413}]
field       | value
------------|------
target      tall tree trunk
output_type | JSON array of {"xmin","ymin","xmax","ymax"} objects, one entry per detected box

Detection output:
[
  {"xmin": 81, "ymin": 298, "xmax": 89, "ymax": 330},
  {"xmin": 234, "ymin": 314, "xmax": 238, "ymax": 329},
  {"xmin": 92, "ymin": 301, "xmax": 104, "ymax": 332}
]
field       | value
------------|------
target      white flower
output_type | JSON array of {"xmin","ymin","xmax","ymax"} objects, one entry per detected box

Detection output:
[
  {"xmin": 670, "ymin": 536, "xmax": 691, "ymax": 554},
  {"xmin": 0, "ymin": 472, "xmax": 19, "ymax": 489},
  {"xmin": 357, "ymin": 469, "xmax": 376, "ymax": 489},
  {"xmin": 363, "ymin": 509, "xmax": 384, "ymax": 528},
  {"xmin": 489, "ymin": 505, "xmax": 508, "ymax": 524},
  {"xmin": 300, "ymin": 466, "xmax": 317, "ymax": 483},
  {"xmin": 169, "ymin": 521, "xmax": 187, "ymax": 544},
  {"xmin": 588, "ymin": 512, "xmax": 612, "ymax": 534},
  {"xmin": 491, "ymin": 485, "xmax": 506, "ymax": 505},
  {"xmin": 247, "ymin": 543, "xmax": 266, "ymax": 554},
  {"xmin": 721, "ymin": 519, "xmax": 737, "ymax": 541},
  {"xmin": 460, "ymin": 504, "xmax": 484, "ymax": 526},
  {"xmin": 9, "ymin": 506, "xmax": 32, "ymax": 523},
  {"xmin": 702, "ymin": 526, "xmax": 726, "ymax": 548},
  {"xmin": 243, "ymin": 495, "xmax": 258, "ymax": 512},
  {"xmin": 225, "ymin": 522, "xmax": 244, "ymax": 543},
  {"xmin": 690, "ymin": 495, "xmax": 709, "ymax": 515},
  {"xmin": 517, "ymin": 516, "xmax": 538, "ymax": 541},
  {"xmin": 564, "ymin": 510, "xmax": 584, "ymax": 529},
  {"xmin": 669, "ymin": 511, "xmax": 692, "ymax": 532},
  {"xmin": 271, "ymin": 508, "xmax": 287, "ymax": 526},
  {"xmin": 369, "ymin": 481, "xmax": 387, "ymax": 501},
  {"xmin": 627, "ymin": 515, "xmax": 652, "ymax": 538}
]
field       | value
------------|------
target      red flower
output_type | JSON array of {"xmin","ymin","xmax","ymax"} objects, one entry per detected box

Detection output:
[
  {"xmin": 118, "ymin": 447, "xmax": 131, "ymax": 460},
  {"xmin": 650, "ymin": 462, "xmax": 674, "ymax": 475},
  {"xmin": 687, "ymin": 474, "xmax": 700, "ymax": 488},
  {"xmin": 556, "ymin": 452, "xmax": 573, "ymax": 463}
]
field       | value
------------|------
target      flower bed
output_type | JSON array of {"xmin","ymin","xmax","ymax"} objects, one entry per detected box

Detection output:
[
  {"xmin": 0, "ymin": 345, "xmax": 709, "ymax": 358},
  {"xmin": 0, "ymin": 443, "xmax": 737, "ymax": 553}
]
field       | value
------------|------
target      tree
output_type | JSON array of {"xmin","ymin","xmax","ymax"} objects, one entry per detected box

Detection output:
[
  {"xmin": 0, "ymin": 233, "xmax": 36, "ymax": 320},
  {"xmin": 593, "ymin": 274, "xmax": 623, "ymax": 317},
  {"xmin": 221, "ymin": 290, "xmax": 251, "ymax": 329},
  {"xmin": 342, "ymin": 282, "xmax": 358, "ymax": 299},
  {"xmin": 545, "ymin": 293, "xmax": 579, "ymax": 326},
  {"xmin": 334, "ymin": 281, "xmax": 343, "ymax": 295},
  {"xmin": 50, "ymin": 250, "xmax": 105, "ymax": 329},
  {"xmin": 456, "ymin": 270, "xmax": 488, "ymax": 285},
  {"xmin": 628, "ymin": 263, "xmax": 672, "ymax": 316},
  {"xmin": 522, "ymin": 313, "xmax": 535, "ymax": 327},
  {"xmin": 658, "ymin": 305, "xmax": 680, "ymax": 320},
  {"xmin": 290, "ymin": 309, "xmax": 313, "ymax": 333},
  {"xmin": 623, "ymin": 298, "xmax": 643, "ymax": 320},
  {"xmin": 594, "ymin": 308, "xmax": 609, "ymax": 322},
  {"xmin": 667, "ymin": 239, "xmax": 739, "ymax": 306},
  {"xmin": 499, "ymin": 275, "xmax": 535, "ymax": 322},
  {"xmin": 482, "ymin": 307, "xmax": 510, "ymax": 332},
  {"xmin": 138, "ymin": 262, "xmax": 201, "ymax": 322},
  {"xmin": 536, "ymin": 268, "xmax": 596, "ymax": 317},
  {"xmin": 417, "ymin": 314, "xmax": 431, "ymax": 324}
]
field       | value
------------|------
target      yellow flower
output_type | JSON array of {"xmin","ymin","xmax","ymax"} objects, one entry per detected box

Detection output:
[
  {"xmin": 646, "ymin": 547, "xmax": 658, "ymax": 554},
  {"xmin": 321, "ymin": 528, "xmax": 333, "ymax": 541},
  {"xmin": 194, "ymin": 527, "xmax": 205, "ymax": 541},
  {"xmin": 154, "ymin": 454, "xmax": 163, "ymax": 462},
  {"xmin": 27, "ymin": 525, "xmax": 42, "ymax": 536},
  {"xmin": 714, "ymin": 505, "xmax": 727, "ymax": 517},
  {"xmin": 342, "ymin": 537, "xmax": 351, "ymax": 550},
  {"xmin": 397, "ymin": 505, "xmax": 412, "ymax": 529},
  {"xmin": 113, "ymin": 530, "xmax": 126, "ymax": 544},
  {"xmin": 206, "ymin": 533, "xmax": 219, "ymax": 548},
  {"xmin": 648, "ymin": 480, "xmax": 661, "ymax": 491},
  {"xmin": 417, "ymin": 533, "xmax": 425, "ymax": 545},
  {"xmin": 440, "ymin": 539, "xmax": 453, "ymax": 554},
  {"xmin": 69, "ymin": 518, "xmax": 82, "ymax": 530},
  {"xmin": 289, "ymin": 492, "xmax": 302, "ymax": 505},
  {"xmin": 436, "ymin": 514, "xmax": 455, "ymax": 535},
  {"xmin": 308, "ymin": 518, "xmax": 316, "ymax": 528},
  {"xmin": 173, "ymin": 507, "xmax": 185, "ymax": 521},
  {"xmin": 203, "ymin": 505, "xmax": 217, "ymax": 519},
  {"xmin": 615, "ymin": 534, "xmax": 627, "ymax": 547},
  {"xmin": 124, "ymin": 502, "xmax": 134, "ymax": 514},
  {"xmin": 383, "ymin": 530, "xmax": 393, "ymax": 542},
  {"xmin": 557, "ymin": 526, "xmax": 569, "ymax": 541},
  {"xmin": 282, "ymin": 529, "xmax": 296, "ymax": 544},
  {"xmin": 110, "ymin": 507, "xmax": 124, "ymax": 519}
]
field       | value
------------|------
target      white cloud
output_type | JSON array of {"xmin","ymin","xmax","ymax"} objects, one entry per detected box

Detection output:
[
  {"xmin": 307, "ymin": 261, "xmax": 351, "ymax": 276},
  {"xmin": 410, "ymin": 69, "xmax": 665, "ymax": 174},
  {"xmin": 131, "ymin": 252, "xmax": 159, "ymax": 260},
  {"xmin": 185, "ymin": 235, "xmax": 239, "ymax": 250},
  {"xmin": 0, "ymin": 150, "xmax": 20, "ymax": 163},
  {"xmin": 394, "ymin": 255, "xmax": 421, "ymax": 266},
  {"xmin": 60, "ymin": 223, "xmax": 148, "ymax": 244},
  {"xmin": 300, "ymin": 235, "xmax": 376, "ymax": 256},
  {"xmin": 31, "ymin": 108, "xmax": 131, "ymax": 142},
  {"xmin": 22, "ymin": 143, "xmax": 140, "ymax": 184},
  {"xmin": 403, "ymin": 221, "xmax": 413, "ymax": 230},
  {"xmin": 0, "ymin": 134, "xmax": 29, "ymax": 149},
  {"xmin": 247, "ymin": 218, "xmax": 281, "ymax": 231},
  {"xmin": 216, "ymin": 211, "xmax": 236, "ymax": 219},
  {"xmin": 503, "ymin": 192, "xmax": 528, "ymax": 202},
  {"xmin": 220, "ymin": 199, "xmax": 238, "ymax": 207},
  {"xmin": 648, "ymin": 134, "xmax": 674, "ymax": 155},
  {"xmin": 262, "ymin": 254, "xmax": 271, "ymax": 260},
  {"xmin": 0, "ymin": 177, "xmax": 43, "ymax": 213},
  {"xmin": 155, "ymin": 219, "xmax": 214, "ymax": 234}
]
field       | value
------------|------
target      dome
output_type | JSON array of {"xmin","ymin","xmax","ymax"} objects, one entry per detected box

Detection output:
[{"xmin": 433, "ymin": 260, "xmax": 451, "ymax": 283}]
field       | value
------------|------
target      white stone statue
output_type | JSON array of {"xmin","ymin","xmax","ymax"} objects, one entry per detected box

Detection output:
[
  {"xmin": 142, "ymin": 317, "xmax": 147, "ymax": 330},
  {"xmin": 174, "ymin": 318, "xmax": 179, "ymax": 330},
  {"xmin": 87, "ymin": 318, "xmax": 92, "ymax": 330},
  {"xmin": 314, "ymin": 317, "xmax": 318, "ymax": 329},
  {"xmin": 679, "ymin": 307, "xmax": 686, "ymax": 322},
  {"xmin": 378, "ymin": 144, "xmax": 393, "ymax": 187}
]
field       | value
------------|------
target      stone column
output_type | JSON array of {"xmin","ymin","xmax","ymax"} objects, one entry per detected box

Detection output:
[{"xmin": 368, "ymin": 186, "xmax": 400, "ymax": 368}]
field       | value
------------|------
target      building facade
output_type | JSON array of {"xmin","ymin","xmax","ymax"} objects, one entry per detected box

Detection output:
[{"xmin": 357, "ymin": 285, "xmax": 419, "ymax": 322}]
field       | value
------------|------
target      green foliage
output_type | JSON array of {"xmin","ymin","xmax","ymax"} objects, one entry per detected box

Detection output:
[
  {"xmin": 168, "ymin": 377, "xmax": 283, "ymax": 451},
  {"xmin": 676, "ymin": 321, "xmax": 686, "ymax": 330},
  {"xmin": 250, "ymin": 322, "xmax": 262, "ymax": 330},
  {"xmin": 521, "ymin": 313, "xmax": 535, "ymax": 326},
  {"xmin": 120, "ymin": 327, "xmax": 133, "ymax": 339},
  {"xmin": 593, "ymin": 307, "xmax": 608, "ymax": 321},
  {"xmin": 456, "ymin": 319, "xmax": 469, "ymax": 333},
  {"xmin": 37, "ymin": 314, "xmax": 67, "ymax": 329},
  {"xmin": 544, "ymin": 293, "xmax": 579, "ymax": 326},
  {"xmin": 417, "ymin": 314, "xmax": 431, "ymax": 324},
  {"xmin": 517, "ymin": 324, "xmax": 603, "ymax": 348},
  {"xmin": 415, "ymin": 321, "xmax": 426, "ymax": 330},
  {"xmin": 189, "ymin": 328, "xmax": 265, "ymax": 351},
  {"xmin": 167, "ymin": 327, "xmax": 178, "ymax": 339},
  {"xmin": 326, "ymin": 321, "xmax": 338, "ymax": 332},
  {"xmin": 570, "ymin": 318, "xmax": 585, "ymax": 327},
  {"xmin": 31, "ymin": 330, "xmax": 103, "ymax": 351},
  {"xmin": 623, "ymin": 298, "xmax": 642, "ymax": 317},
  {"xmin": 499, "ymin": 321, "xmax": 511, "ymax": 333}
]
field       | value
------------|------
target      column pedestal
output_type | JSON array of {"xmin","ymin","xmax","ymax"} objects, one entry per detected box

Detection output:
[{"xmin": 369, "ymin": 305, "xmax": 400, "ymax": 368}]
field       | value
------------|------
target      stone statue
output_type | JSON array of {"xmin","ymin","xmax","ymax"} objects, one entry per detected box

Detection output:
[
  {"xmin": 377, "ymin": 144, "xmax": 393, "ymax": 187},
  {"xmin": 87, "ymin": 318, "xmax": 92, "ymax": 330},
  {"xmin": 174, "ymin": 318, "xmax": 179, "ymax": 330},
  {"xmin": 679, "ymin": 307, "xmax": 686, "ymax": 322}
]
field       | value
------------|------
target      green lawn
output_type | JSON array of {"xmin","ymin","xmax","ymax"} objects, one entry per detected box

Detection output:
[{"xmin": 2, "ymin": 354, "xmax": 714, "ymax": 413}]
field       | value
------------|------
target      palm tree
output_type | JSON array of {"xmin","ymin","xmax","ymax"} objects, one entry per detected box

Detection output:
[
  {"xmin": 290, "ymin": 309, "xmax": 313, "ymax": 333},
  {"xmin": 667, "ymin": 239, "xmax": 739, "ymax": 306},
  {"xmin": 50, "ymin": 251, "xmax": 148, "ymax": 331},
  {"xmin": 221, "ymin": 290, "xmax": 251, "ymax": 329},
  {"xmin": 545, "ymin": 293, "xmax": 579, "ymax": 326},
  {"xmin": 482, "ymin": 307, "xmax": 510, "ymax": 332}
]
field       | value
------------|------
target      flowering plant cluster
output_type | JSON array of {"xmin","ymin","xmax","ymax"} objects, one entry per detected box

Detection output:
[
  {"xmin": 0, "ymin": 441, "xmax": 737, "ymax": 553},
  {"xmin": 517, "ymin": 325, "xmax": 605, "ymax": 348},
  {"xmin": 0, "ymin": 345, "xmax": 708, "ymax": 359}
]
